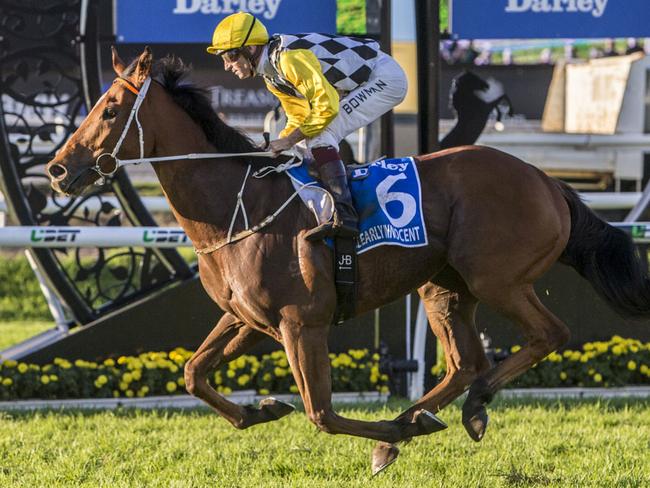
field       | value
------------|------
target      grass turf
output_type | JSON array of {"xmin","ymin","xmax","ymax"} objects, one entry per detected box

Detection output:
[
  {"xmin": 0, "ymin": 321, "xmax": 53, "ymax": 351},
  {"xmin": 0, "ymin": 398, "xmax": 648, "ymax": 487}
]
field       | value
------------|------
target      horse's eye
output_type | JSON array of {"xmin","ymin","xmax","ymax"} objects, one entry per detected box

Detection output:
[{"xmin": 103, "ymin": 107, "xmax": 117, "ymax": 120}]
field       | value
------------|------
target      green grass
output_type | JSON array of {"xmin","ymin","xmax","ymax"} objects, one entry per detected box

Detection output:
[
  {"xmin": 0, "ymin": 248, "xmax": 196, "ymax": 324},
  {"xmin": 0, "ymin": 257, "xmax": 50, "ymax": 321},
  {"xmin": 337, "ymin": 0, "xmax": 449, "ymax": 35},
  {"xmin": 337, "ymin": 0, "xmax": 366, "ymax": 34},
  {"xmin": 0, "ymin": 398, "xmax": 648, "ymax": 487},
  {"xmin": 0, "ymin": 321, "xmax": 53, "ymax": 351}
]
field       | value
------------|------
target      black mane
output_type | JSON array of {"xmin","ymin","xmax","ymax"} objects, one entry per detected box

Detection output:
[{"xmin": 139, "ymin": 56, "xmax": 260, "ymax": 154}]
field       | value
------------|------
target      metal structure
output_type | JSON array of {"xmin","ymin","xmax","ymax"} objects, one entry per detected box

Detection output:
[
  {"xmin": 415, "ymin": 0, "xmax": 440, "ymax": 154},
  {"xmin": 0, "ymin": 0, "xmax": 194, "ymax": 321},
  {"xmin": 0, "ymin": 0, "xmax": 208, "ymax": 361}
]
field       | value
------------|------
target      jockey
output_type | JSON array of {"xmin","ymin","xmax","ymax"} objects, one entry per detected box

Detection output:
[{"xmin": 207, "ymin": 12, "xmax": 407, "ymax": 241}]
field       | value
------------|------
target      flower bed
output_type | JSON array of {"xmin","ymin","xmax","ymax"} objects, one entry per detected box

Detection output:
[
  {"xmin": 0, "ymin": 348, "xmax": 389, "ymax": 401},
  {"xmin": 431, "ymin": 336, "xmax": 650, "ymax": 387},
  {"xmin": 1, "ymin": 336, "xmax": 648, "ymax": 401}
]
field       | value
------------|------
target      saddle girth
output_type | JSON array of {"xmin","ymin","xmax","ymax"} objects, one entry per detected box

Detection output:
[{"xmin": 333, "ymin": 236, "xmax": 357, "ymax": 325}]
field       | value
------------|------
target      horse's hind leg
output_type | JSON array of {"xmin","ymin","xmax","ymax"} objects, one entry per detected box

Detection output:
[
  {"xmin": 372, "ymin": 269, "xmax": 490, "ymax": 473},
  {"xmin": 462, "ymin": 284, "xmax": 570, "ymax": 441},
  {"xmin": 185, "ymin": 313, "xmax": 295, "ymax": 430},
  {"xmin": 409, "ymin": 273, "xmax": 490, "ymax": 415}
]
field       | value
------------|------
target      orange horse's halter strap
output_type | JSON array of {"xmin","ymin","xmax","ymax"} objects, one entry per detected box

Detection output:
[{"xmin": 114, "ymin": 77, "xmax": 140, "ymax": 96}]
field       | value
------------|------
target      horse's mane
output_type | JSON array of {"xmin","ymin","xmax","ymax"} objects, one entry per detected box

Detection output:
[{"xmin": 124, "ymin": 56, "xmax": 259, "ymax": 155}]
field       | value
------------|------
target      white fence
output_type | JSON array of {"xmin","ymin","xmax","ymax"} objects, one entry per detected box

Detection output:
[
  {"xmin": 0, "ymin": 222, "xmax": 649, "ymax": 248},
  {"xmin": 0, "ymin": 192, "xmax": 643, "ymax": 216},
  {"xmin": 0, "ymin": 226, "xmax": 191, "ymax": 248}
]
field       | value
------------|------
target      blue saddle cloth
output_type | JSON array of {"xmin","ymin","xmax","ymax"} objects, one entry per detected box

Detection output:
[{"xmin": 287, "ymin": 157, "xmax": 428, "ymax": 254}]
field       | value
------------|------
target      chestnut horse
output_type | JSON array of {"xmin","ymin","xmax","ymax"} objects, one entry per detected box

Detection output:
[{"xmin": 47, "ymin": 48, "xmax": 650, "ymax": 473}]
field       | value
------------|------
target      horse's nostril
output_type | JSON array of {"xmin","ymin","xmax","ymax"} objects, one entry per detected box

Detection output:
[{"xmin": 48, "ymin": 164, "xmax": 67, "ymax": 179}]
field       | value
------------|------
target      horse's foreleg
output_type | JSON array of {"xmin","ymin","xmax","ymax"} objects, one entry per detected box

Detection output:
[
  {"xmin": 185, "ymin": 313, "xmax": 294, "ymax": 429},
  {"xmin": 279, "ymin": 320, "xmax": 443, "ymax": 445}
]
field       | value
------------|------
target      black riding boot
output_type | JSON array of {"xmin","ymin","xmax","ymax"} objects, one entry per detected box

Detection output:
[{"xmin": 304, "ymin": 158, "xmax": 359, "ymax": 242}]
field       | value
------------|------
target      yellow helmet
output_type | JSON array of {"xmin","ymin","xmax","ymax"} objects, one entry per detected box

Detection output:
[{"xmin": 207, "ymin": 12, "xmax": 269, "ymax": 55}]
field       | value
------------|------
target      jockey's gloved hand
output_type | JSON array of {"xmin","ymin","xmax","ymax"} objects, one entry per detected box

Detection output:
[
  {"xmin": 268, "ymin": 128, "xmax": 305, "ymax": 157},
  {"xmin": 269, "ymin": 138, "xmax": 293, "ymax": 157}
]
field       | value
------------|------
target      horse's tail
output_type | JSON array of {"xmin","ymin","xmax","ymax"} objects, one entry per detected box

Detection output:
[{"xmin": 556, "ymin": 180, "xmax": 650, "ymax": 318}]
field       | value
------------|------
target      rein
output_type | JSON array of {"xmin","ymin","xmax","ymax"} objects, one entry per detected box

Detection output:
[
  {"xmin": 93, "ymin": 76, "xmax": 278, "ymax": 183},
  {"xmin": 196, "ymin": 164, "xmax": 321, "ymax": 254},
  {"xmin": 101, "ymin": 76, "xmax": 324, "ymax": 254}
]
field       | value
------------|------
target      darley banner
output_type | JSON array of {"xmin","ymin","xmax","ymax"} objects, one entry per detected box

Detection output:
[
  {"xmin": 115, "ymin": 0, "xmax": 337, "ymax": 43},
  {"xmin": 451, "ymin": 0, "xmax": 650, "ymax": 39}
]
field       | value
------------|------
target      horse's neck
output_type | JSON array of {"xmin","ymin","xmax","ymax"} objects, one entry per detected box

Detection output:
[
  {"xmin": 143, "ymin": 101, "xmax": 221, "ymax": 236},
  {"xmin": 148, "ymin": 104, "xmax": 286, "ymax": 247}
]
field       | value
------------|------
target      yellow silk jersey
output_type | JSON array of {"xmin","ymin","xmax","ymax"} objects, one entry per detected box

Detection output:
[{"xmin": 260, "ymin": 33, "xmax": 383, "ymax": 138}]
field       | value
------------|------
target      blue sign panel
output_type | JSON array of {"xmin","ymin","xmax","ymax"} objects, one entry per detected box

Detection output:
[
  {"xmin": 451, "ymin": 0, "xmax": 650, "ymax": 39},
  {"xmin": 116, "ymin": 0, "xmax": 337, "ymax": 43}
]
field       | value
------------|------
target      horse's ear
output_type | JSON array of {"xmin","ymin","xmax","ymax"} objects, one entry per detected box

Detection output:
[
  {"xmin": 134, "ymin": 46, "xmax": 153, "ymax": 85},
  {"xmin": 111, "ymin": 46, "xmax": 126, "ymax": 75}
]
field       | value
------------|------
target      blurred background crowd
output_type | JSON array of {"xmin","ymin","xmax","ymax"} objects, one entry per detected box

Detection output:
[{"xmin": 441, "ymin": 37, "xmax": 650, "ymax": 65}]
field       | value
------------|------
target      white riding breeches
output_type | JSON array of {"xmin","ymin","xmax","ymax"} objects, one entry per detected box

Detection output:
[{"xmin": 306, "ymin": 53, "xmax": 408, "ymax": 152}]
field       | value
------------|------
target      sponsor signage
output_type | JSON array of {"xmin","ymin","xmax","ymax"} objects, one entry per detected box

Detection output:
[
  {"xmin": 31, "ymin": 228, "xmax": 81, "ymax": 243},
  {"xmin": 450, "ymin": 0, "xmax": 650, "ymax": 39},
  {"xmin": 30, "ymin": 228, "xmax": 188, "ymax": 245},
  {"xmin": 142, "ymin": 229, "xmax": 190, "ymax": 244},
  {"xmin": 116, "ymin": 0, "xmax": 337, "ymax": 43},
  {"xmin": 4, "ymin": 227, "xmax": 193, "ymax": 248}
]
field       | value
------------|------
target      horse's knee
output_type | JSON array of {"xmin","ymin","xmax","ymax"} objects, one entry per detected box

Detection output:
[
  {"xmin": 183, "ymin": 361, "xmax": 203, "ymax": 397},
  {"xmin": 529, "ymin": 322, "xmax": 571, "ymax": 353},
  {"xmin": 448, "ymin": 363, "xmax": 489, "ymax": 390},
  {"xmin": 549, "ymin": 324, "xmax": 571, "ymax": 350},
  {"xmin": 308, "ymin": 409, "xmax": 337, "ymax": 434}
]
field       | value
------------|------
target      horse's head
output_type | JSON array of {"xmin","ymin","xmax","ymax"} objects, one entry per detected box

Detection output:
[
  {"xmin": 451, "ymin": 71, "xmax": 490, "ymax": 97},
  {"xmin": 449, "ymin": 71, "xmax": 507, "ymax": 117},
  {"xmin": 46, "ymin": 47, "xmax": 155, "ymax": 195}
]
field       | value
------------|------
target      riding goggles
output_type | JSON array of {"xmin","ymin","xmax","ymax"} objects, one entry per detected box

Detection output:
[{"xmin": 221, "ymin": 48, "xmax": 244, "ymax": 63}]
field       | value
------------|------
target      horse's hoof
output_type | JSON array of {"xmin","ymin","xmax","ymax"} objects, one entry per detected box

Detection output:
[
  {"xmin": 259, "ymin": 397, "xmax": 296, "ymax": 420},
  {"xmin": 371, "ymin": 442, "xmax": 400, "ymax": 476},
  {"xmin": 414, "ymin": 409, "xmax": 448, "ymax": 435},
  {"xmin": 462, "ymin": 405, "xmax": 489, "ymax": 442}
]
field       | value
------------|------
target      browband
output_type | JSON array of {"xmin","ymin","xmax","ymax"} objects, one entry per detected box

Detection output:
[{"xmin": 114, "ymin": 77, "xmax": 140, "ymax": 96}]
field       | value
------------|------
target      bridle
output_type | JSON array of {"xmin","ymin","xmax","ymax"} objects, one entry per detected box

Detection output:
[
  {"xmin": 90, "ymin": 75, "xmax": 328, "ymax": 254},
  {"xmin": 91, "ymin": 76, "xmax": 279, "ymax": 185}
]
